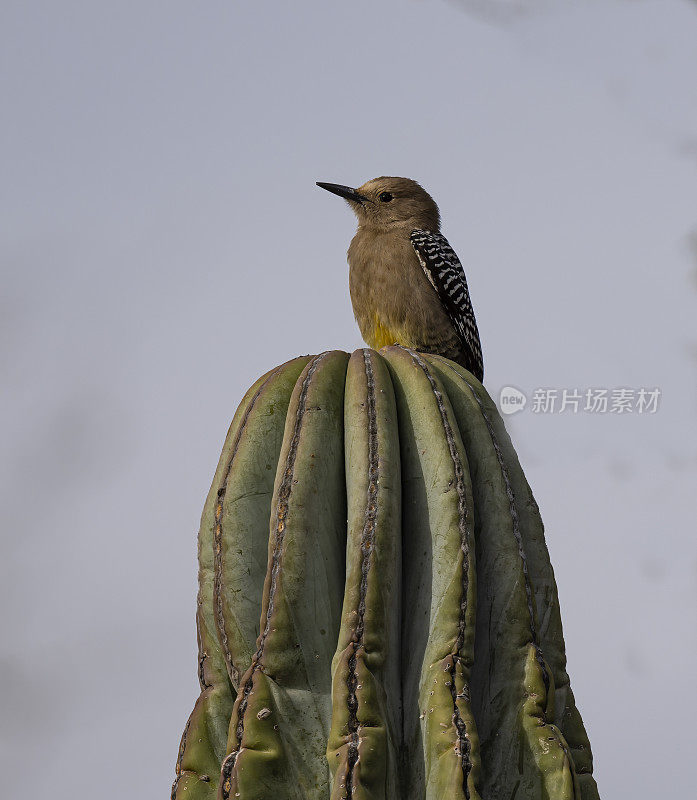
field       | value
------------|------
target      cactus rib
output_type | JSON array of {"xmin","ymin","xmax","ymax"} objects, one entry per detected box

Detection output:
[
  {"xmin": 172, "ymin": 362, "xmax": 300, "ymax": 800},
  {"xmin": 434, "ymin": 361, "xmax": 597, "ymax": 796},
  {"xmin": 382, "ymin": 346, "xmax": 481, "ymax": 800},
  {"xmin": 212, "ymin": 366, "xmax": 285, "ymax": 687},
  {"xmin": 215, "ymin": 357, "xmax": 313, "ymax": 698},
  {"xmin": 219, "ymin": 353, "xmax": 327, "ymax": 794},
  {"xmin": 401, "ymin": 348, "xmax": 474, "ymax": 799},
  {"xmin": 434, "ymin": 356, "xmax": 549, "ymax": 692},
  {"xmin": 428, "ymin": 356, "xmax": 590, "ymax": 800},
  {"xmin": 218, "ymin": 350, "xmax": 349, "ymax": 799},
  {"xmin": 328, "ymin": 348, "xmax": 402, "ymax": 799},
  {"xmin": 344, "ymin": 349, "xmax": 379, "ymax": 798}
]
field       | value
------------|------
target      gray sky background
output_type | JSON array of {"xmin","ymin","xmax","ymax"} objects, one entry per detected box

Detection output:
[{"xmin": 2, "ymin": 1, "xmax": 696, "ymax": 797}]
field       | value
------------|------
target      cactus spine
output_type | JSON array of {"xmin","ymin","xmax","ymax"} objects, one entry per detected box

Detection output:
[{"xmin": 172, "ymin": 348, "xmax": 599, "ymax": 800}]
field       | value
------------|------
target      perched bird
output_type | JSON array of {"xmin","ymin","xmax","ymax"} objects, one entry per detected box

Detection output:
[{"xmin": 317, "ymin": 176, "xmax": 484, "ymax": 381}]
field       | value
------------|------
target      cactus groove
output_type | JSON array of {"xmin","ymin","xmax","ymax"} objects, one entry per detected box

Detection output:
[
  {"xmin": 343, "ymin": 349, "xmax": 378, "ymax": 798},
  {"xmin": 172, "ymin": 348, "xmax": 600, "ymax": 800}
]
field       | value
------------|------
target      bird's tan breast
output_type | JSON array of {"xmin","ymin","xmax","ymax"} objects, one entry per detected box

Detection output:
[{"xmin": 347, "ymin": 228, "xmax": 460, "ymax": 355}]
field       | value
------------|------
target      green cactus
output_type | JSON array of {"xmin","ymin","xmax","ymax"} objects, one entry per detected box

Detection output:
[{"xmin": 172, "ymin": 348, "xmax": 599, "ymax": 800}]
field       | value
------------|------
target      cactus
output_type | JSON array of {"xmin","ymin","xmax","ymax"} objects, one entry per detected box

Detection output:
[{"xmin": 172, "ymin": 348, "xmax": 599, "ymax": 800}]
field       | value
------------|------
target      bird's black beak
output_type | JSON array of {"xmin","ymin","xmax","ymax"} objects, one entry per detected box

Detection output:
[{"xmin": 316, "ymin": 182, "xmax": 369, "ymax": 204}]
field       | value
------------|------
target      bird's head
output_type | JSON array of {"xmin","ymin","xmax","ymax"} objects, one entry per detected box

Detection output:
[{"xmin": 317, "ymin": 176, "xmax": 440, "ymax": 231}]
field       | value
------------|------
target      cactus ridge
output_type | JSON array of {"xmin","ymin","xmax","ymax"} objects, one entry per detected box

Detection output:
[
  {"xmin": 401, "ymin": 347, "xmax": 474, "ymax": 800},
  {"xmin": 344, "ymin": 349, "xmax": 379, "ymax": 799},
  {"xmin": 213, "ymin": 365, "xmax": 285, "ymax": 688},
  {"xmin": 433, "ymin": 355, "xmax": 550, "ymax": 692},
  {"xmin": 173, "ymin": 368, "xmax": 280, "ymax": 799},
  {"xmin": 173, "ymin": 355, "xmax": 314, "ymax": 800},
  {"xmin": 462, "ymin": 365, "xmax": 576, "ymax": 798},
  {"xmin": 429, "ymin": 356, "xmax": 585, "ymax": 800},
  {"xmin": 220, "ymin": 353, "xmax": 328, "ymax": 797},
  {"xmin": 174, "ymin": 349, "xmax": 599, "ymax": 800}
]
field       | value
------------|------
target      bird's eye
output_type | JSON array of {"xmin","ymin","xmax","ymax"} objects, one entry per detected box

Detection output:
[{"xmin": 378, "ymin": 191, "xmax": 393, "ymax": 203}]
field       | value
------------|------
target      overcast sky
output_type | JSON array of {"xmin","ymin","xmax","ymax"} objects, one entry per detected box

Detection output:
[{"xmin": 2, "ymin": 1, "xmax": 696, "ymax": 797}]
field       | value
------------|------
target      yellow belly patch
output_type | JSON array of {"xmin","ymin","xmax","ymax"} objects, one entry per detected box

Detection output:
[{"xmin": 367, "ymin": 315, "xmax": 398, "ymax": 351}]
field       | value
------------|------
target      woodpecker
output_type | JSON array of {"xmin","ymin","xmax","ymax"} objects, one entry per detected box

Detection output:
[{"xmin": 317, "ymin": 176, "xmax": 484, "ymax": 381}]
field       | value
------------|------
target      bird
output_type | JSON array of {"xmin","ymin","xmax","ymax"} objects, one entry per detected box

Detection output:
[{"xmin": 317, "ymin": 176, "xmax": 484, "ymax": 381}]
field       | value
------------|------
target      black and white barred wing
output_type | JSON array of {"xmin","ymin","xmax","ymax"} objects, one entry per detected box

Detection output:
[{"xmin": 410, "ymin": 229, "xmax": 484, "ymax": 380}]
